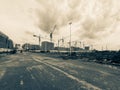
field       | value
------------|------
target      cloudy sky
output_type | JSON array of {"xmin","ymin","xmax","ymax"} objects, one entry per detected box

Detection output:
[{"xmin": 0, "ymin": 0, "xmax": 120, "ymax": 50}]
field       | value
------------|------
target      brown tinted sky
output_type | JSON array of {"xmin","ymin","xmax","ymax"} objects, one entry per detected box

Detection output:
[{"xmin": 0, "ymin": 0, "xmax": 120, "ymax": 50}]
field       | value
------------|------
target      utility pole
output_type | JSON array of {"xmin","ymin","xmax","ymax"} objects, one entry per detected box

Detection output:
[
  {"xmin": 80, "ymin": 41, "xmax": 82, "ymax": 48},
  {"xmin": 69, "ymin": 22, "xmax": 72, "ymax": 56},
  {"xmin": 33, "ymin": 34, "xmax": 41, "ymax": 50},
  {"xmin": 83, "ymin": 42, "xmax": 85, "ymax": 49}
]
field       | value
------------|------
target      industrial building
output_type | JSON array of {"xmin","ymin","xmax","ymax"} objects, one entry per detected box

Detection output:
[
  {"xmin": 29, "ymin": 44, "xmax": 40, "ymax": 50},
  {"xmin": 0, "ymin": 31, "xmax": 13, "ymax": 49},
  {"xmin": 54, "ymin": 47, "xmax": 69, "ymax": 51},
  {"xmin": 22, "ymin": 43, "xmax": 40, "ymax": 50},
  {"xmin": 84, "ymin": 46, "xmax": 90, "ymax": 50},
  {"xmin": 15, "ymin": 44, "xmax": 21, "ymax": 49},
  {"xmin": 7, "ymin": 39, "xmax": 14, "ymax": 49},
  {"xmin": 41, "ymin": 41, "xmax": 54, "ymax": 51}
]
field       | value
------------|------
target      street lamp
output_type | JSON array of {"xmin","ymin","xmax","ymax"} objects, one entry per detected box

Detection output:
[
  {"xmin": 69, "ymin": 22, "xmax": 72, "ymax": 56},
  {"xmin": 33, "ymin": 34, "xmax": 41, "ymax": 50}
]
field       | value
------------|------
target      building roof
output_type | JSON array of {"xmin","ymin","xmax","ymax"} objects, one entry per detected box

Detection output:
[{"xmin": 0, "ymin": 31, "xmax": 8, "ymax": 38}]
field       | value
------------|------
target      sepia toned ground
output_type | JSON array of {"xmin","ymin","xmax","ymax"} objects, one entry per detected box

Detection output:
[{"xmin": 0, "ymin": 52, "xmax": 120, "ymax": 90}]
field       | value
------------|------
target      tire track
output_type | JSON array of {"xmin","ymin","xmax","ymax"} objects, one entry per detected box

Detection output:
[{"xmin": 33, "ymin": 57, "xmax": 101, "ymax": 90}]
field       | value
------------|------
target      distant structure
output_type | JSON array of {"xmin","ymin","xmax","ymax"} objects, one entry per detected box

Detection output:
[
  {"xmin": 7, "ymin": 39, "xmax": 14, "ymax": 49},
  {"xmin": 22, "ymin": 43, "xmax": 40, "ymax": 50},
  {"xmin": 84, "ymin": 46, "xmax": 90, "ymax": 50},
  {"xmin": 33, "ymin": 34, "xmax": 41, "ymax": 50},
  {"xmin": 22, "ymin": 43, "xmax": 29, "ymax": 50},
  {"xmin": 41, "ymin": 41, "xmax": 54, "ymax": 52},
  {"xmin": 0, "ymin": 31, "xmax": 13, "ymax": 49},
  {"xmin": 54, "ymin": 47, "xmax": 69, "ymax": 51},
  {"xmin": 15, "ymin": 44, "xmax": 21, "ymax": 49},
  {"xmin": 71, "ymin": 46, "xmax": 81, "ymax": 51}
]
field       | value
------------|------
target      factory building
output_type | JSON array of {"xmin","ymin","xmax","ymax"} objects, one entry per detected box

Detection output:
[
  {"xmin": 0, "ymin": 31, "xmax": 13, "ymax": 49},
  {"xmin": 41, "ymin": 41, "xmax": 54, "ymax": 51},
  {"xmin": 54, "ymin": 47, "xmax": 69, "ymax": 51},
  {"xmin": 22, "ymin": 43, "xmax": 40, "ymax": 50},
  {"xmin": 15, "ymin": 44, "xmax": 21, "ymax": 49},
  {"xmin": 71, "ymin": 47, "xmax": 82, "ymax": 51},
  {"xmin": 7, "ymin": 39, "xmax": 14, "ymax": 49},
  {"xmin": 84, "ymin": 46, "xmax": 90, "ymax": 50},
  {"xmin": 29, "ymin": 44, "xmax": 40, "ymax": 50},
  {"xmin": 22, "ymin": 43, "xmax": 29, "ymax": 50},
  {"xmin": 0, "ymin": 32, "xmax": 8, "ymax": 48}
]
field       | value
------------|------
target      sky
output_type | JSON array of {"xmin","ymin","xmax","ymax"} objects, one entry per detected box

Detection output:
[{"xmin": 0, "ymin": 0, "xmax": 120, "ymax": 50}]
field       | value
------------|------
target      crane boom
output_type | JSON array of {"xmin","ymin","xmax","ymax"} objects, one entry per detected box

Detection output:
[{"xmin": 50, "ymin": 25, "xmax": 56, "ymax": 42}]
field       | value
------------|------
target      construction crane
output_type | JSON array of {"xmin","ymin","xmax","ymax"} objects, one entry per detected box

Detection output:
[
  {"xmin": 50, "ymin": 25, "xmax": 56, "ymax": 42},
  {"xmin": 33, "ymin": 34, "xmax": 41, "ymax": 49},
  {"xmin": 33, "ymin": 34, "xmax": 47, "ymax": 48},
  {"xmin": 58, "ymin": 38, "xmax": 64, "ymax": 48}
]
